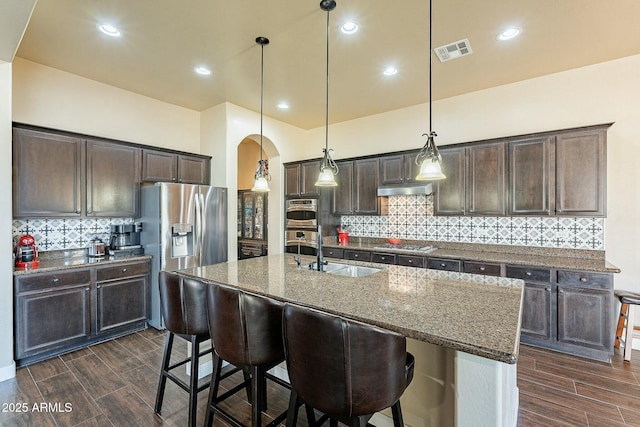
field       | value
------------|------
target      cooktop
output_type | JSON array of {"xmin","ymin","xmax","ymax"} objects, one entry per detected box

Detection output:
[{"xmin": 373, "ymin": 243, "xmax": 436, "ymax": 253}]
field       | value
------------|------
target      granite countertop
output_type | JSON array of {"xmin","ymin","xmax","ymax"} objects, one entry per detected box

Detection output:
[
  {"xmin": 323, "ymin": 238, "xmax": 620, "ymax": 273},
  {"xmin": 13, "ymin": 251, "xmax": 152, "ymax": 276},
  {"xmin": 177, "ymin": 254, "xmax": 524, "ymax": 364}
]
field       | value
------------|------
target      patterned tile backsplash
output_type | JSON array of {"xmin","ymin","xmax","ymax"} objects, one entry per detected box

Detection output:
[
  {"xmin": 340, "ymin": 195, "xmax": 604, "ymax": 250},
  {"xmin": 12, "ymin": 218, "xmax": 135, "ymax": 251}
]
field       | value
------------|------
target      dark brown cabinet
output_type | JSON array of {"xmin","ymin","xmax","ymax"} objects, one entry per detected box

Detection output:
[
  {"xmin": 142, "ymin": 149, "xmax": 210, "ymax": 184},
  {"xmin": 463, "ymin": 261, "xmax": 501, "ymax": 276},
  {"xmin": 14, "ymin": 259, "xmax": 150, "ymax": 365},
  {"xmin": 508, "ymin": 136, "xmax": 554, "ymax": 215},
  {"xmin": 284, "ymin": 161, "xmax": 320, "ymax": 197},
  {"xmin": 13, "ymin": 127, "xmax": 84, "ymax": 217},
  {"xmin": 87, "ymin": 140, "xmax": 140, "ymax": 217},
  {"xmin": 434, "ymin": 147, "xmax": 466, "ymax": 216},
  {"xmin": 322, "ymin": 247, "xmax": 344, "ymax": 259},
  {"xmin": 555, "ymin": 128, "xmax": 606, "ymax": 216},
  {"xmin": 332, "ymin": 159, "xmax": 380, "ymax": 215},
  {"xmin": 344, "ymin": 249, "xmax": 372, "ymax": 262},
  {"xmin": 506, "ymin": 266, "xmax": 554, "ymax": 342},
  {"xmin": 379, "ymin": 151, "xmax": 421, "ymax": 185},
  {"xmin": 466, "ymin": 142, "xmax": 507, "ymax": 215},
  {"xmin": 427, "ymin": 257, "xmax": 462, "ymax": 272}
]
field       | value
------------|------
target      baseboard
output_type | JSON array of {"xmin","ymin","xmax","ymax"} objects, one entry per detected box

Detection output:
[{"xmin": 0, "ymin": 361, "xmax": 16, "ymax": 383}]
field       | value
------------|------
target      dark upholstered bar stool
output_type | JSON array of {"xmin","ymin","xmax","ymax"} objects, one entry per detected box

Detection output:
[
  {"xmin": 205, "ymin": 283, "xmax": 289, "ymax": 427},
  {"xmin": 154, "ymin": 271, "xmax": 212, "ymax": 427},
  {"xmin": 615, "ymin": 290, "xmax": 640, "ymax": 362},
  {"xmin": 282, "ymin": 303, "xmax": 415, "ymax": 427}
]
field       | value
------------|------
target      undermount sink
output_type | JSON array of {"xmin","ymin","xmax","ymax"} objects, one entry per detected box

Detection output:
[{"xmin": 317, "ymin": 262, "xmax": 381, "ymax": 277}]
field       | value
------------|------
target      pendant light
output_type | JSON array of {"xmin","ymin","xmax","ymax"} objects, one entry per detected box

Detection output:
[
  {"xmin": 415, "ymin": 0, "xmax": 446, "ymax": 181},
  {"xmin": 251, "ymin": 36, "xmax": 271, "ymax": 192},
  {"xmin": 315, "ymin": 0, "xmax": 339, "ymax": 187}
]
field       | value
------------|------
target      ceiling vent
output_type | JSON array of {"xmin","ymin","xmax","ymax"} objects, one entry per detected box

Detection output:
[{"xmin": 434, "ymin": 38, "xmax": 473, "ymax": 62}]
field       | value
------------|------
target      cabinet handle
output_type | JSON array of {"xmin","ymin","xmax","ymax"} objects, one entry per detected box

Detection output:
[
  {"xmin": 545, "ymin": 287, "xmax": 551, "ymax": 291},
  {"xmin": 52, "ymin": 277, "xmax": 59, "ymax": 283},
  {"xmin": 559, "ymin": 289, "xmax": 564, "ymax": 294},
  {"xmin": 479, "ymin": 267, "xmax": 486, "ymax": 271},
  {"xmin": 354, "ymin": 254, "xmax": 359, "ymax": 258},
  {"xmin": 525, "ymin": 271, "xmax": 532, "ymax": 276},
  {"xmin": 85, "ymin": 287, "xmax": 90, "ymax": 291},
  {"xmin": 579, "ymin": 277, "xmax": 587, "ymax": 283},
  {"xmin": 408, "ymin": 260, "xmax": 413, "ymax": 264},
  {"xmin": 96, "ymin": 285, "xmax": 101, "ymax": 289},
  {"xmin": 380, "ymin": 257, "xmax": 386, "ymax": 260},
  {"xmin": 122, "ymin": 268, "xmax": 128, "ymax": 273},
  {"xmin": 440, "ymin": 263, "xmax": 446, "ymax": 267}
]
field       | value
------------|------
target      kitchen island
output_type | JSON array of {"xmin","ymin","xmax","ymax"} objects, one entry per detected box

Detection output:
[{"xmin": 177, "ymin": 254, "xmax": 524, "ymax": 427}]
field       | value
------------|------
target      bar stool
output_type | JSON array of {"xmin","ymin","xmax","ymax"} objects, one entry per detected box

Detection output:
[
  {"xmin": 154, "ymin": 271, "xmax": 213, "ymax": 427},
  {"xmin": 615, "ymin": 290, "xmax": 640, "ymax": 362},
  {"xmin": 282, "ymin": 303, "xmax": 415, "ymax": 427},
  {"xmin": 204, "ymin": 283, "xmax": 289, "ymax": 427}
]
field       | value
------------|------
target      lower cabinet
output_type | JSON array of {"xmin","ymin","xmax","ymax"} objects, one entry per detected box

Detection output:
[
  {"xmin": 14, "ymin": 259, "xmax": 150, "ymax": 365},
  {"xmin": 507, "ymin": 265, "xmax": 614, "ymax": 361}
]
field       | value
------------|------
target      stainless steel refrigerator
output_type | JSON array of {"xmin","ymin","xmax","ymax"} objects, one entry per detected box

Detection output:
[{"xmin": 140, "ymin": 182, "xmax": 228, "ymax": 329}]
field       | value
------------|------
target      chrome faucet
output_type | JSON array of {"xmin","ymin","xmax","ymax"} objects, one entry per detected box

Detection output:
[
  {"xmin": 294, "ymin": 233, "xmax": 305, "ymax": 268},
  {"xmin": 315, "ymin": 225, "xmax": 327, "ymax": 272}
]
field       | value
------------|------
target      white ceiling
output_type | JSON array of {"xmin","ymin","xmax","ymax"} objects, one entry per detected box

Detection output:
[{"xmin": 7, "ymin": 0, "xmax": 640, "ymax": 129}]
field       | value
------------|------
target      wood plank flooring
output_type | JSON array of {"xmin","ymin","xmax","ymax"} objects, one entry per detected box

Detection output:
[{"xmin": 0, "ymin": 328, "xmax": 639, "ymax": 426}]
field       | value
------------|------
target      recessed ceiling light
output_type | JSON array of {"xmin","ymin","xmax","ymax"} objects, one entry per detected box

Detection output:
[
  {"xmin": 341, "ymin": 21, "xmax": 359, "ymax": 34},
  {"xmin": 278, "ymin": 102, "xmax": 290, "ymax": 110},
  {"xmin": 497, "ymin": 27, "xmax": 521, "ymax": 41},
  {"xmin": 194, "ymin": 66, "xmax": 212, "ymax": 76},
  {"xmin": 97, "ymin": 23, "xmax": 121, "ymax": 37},
  {"xmin": 383, "ymin": 66, "xmax": 398, "ymax": 76}
]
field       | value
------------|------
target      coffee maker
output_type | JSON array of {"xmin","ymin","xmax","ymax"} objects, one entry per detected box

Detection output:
[
  {"xmin": 14, "ymin": 234, "xmax": 40, "ymax": 269},
  {"xmin": 108, "ymin": 223, "xmax": 144, "ymax": 256}
]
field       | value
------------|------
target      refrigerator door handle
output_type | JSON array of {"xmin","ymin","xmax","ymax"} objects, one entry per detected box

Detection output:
[
  {"xmin": 195, "ymin": 191, "xmax": 202, "ymax": 265},
  {"xmin": 198, "ymin": 192, "xmax": 206, "ymax": 265}
]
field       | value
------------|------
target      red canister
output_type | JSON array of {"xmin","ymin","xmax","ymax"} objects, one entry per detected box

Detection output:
[{"xmin": 338, "ymin": 232, "xmax": 349, "ymax": 246}]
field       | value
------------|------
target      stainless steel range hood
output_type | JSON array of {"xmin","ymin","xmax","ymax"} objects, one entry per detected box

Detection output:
[{"xmin": 377, "ymin": 183, "xmax": 433, "ymax": 196}]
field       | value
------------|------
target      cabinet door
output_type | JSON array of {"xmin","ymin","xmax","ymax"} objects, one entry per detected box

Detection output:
[
  {"xmin": 284, "ymin": 164, "xmax": 301, "ymax": 196},
  {"xmin": 13, "ymin": 127, "xmax": 83, "ymax": 217},
  {"xmin": 178, "ymin": 154, "xmax": 210, "ymax": 184},
  {"xmin": 353, "ymin": 158, "xmax": 379, "ymax": 214},
  {"xmin": 521, "ymin": 283, "xmax": 553, "ymax": 341},
  {"xmin": 141, "ymin": 149, "xmax": 177, "ymax": 182},
  {"xmin": 555, "ymin": 129, "xmax": 606, "ymax": 216},
  {"xmin": 434, "ymin": 147, "xmax": 466, "ymax": 215},
  {"xmin": 86, "ymin": 140, "xmax": 140, "ymax": 217},
  {"xmin": 332, "ymin": 161, "xmax": 354, "ymax": 215},
  {"xmin": 557, "ymin": 285, "xmax": 613, "ymax": 352},
  {"xmin": 380, "ymin": 155, "xmax": 405, "ymax": 185},
  {"xmin": 508, "ymin": 136, "xmax": 554, "ymax": 215},
  {"xmin": 404, "ymin": 151, "xmax": 422, "ymax": 183},
  {"xmin": 15, "ymin": 285, "xmax": 91, "ymax": 358},
  {"xmin": 467, "ymin": 142, "xmax": 506, "ymax": 215},
  {"xmin": 427, "ymin": 257, "xmax": 462, "ymax": 271},
  {"xmin": 300, "ymin": 161, "xmax": 321, "ymax": 196},
  {"xmin": 97, "ymin": 276, "xmax": 149, "ymax": 334}
]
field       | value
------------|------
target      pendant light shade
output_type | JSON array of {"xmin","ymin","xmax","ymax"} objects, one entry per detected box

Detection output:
[
  {"xmin": 315, "ymin": 0, "xmax": 339, "ymax": 187},
  {"xmin": 251, "ymin": 36, "xmax": 271, "ymax": 192},
  {"xmin": 415, "ymin": 0, "xmax": 446, "ymax": 181}
]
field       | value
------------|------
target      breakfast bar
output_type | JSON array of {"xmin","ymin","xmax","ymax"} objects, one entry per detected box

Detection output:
[{"xmin": 177, "ymin": 254, "xmax": 524, "ymax": 427}]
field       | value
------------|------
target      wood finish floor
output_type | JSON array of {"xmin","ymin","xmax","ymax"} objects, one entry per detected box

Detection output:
[{"xmin": 0, "ymin": 328, "xmax": 639, "ymax": 426}]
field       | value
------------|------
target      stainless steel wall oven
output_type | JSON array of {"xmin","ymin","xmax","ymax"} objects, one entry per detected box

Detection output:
[{"xmin": 285, "ymin": 198, "xmax": 318, "ymax": 255}]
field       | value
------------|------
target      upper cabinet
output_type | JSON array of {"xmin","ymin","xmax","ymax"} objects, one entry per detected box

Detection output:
[
  {"xmin": 379, "ymin": 151, "xmax": 420, "ymax": 185},
  {"xmin": 284, "ymin": 160, "xmax": 320, "ymax": 197},
  {"xmin": 434, "ymin": 147, "xmax": 466, "ymax": 216},
  {"xmin": 508, "ymin": 136, "xmax": 554, "ymax": 215},
  {"xmin": 555, "ymin": 128, "xmax": 606, "ymax": 216},
  {"xmin": 333, "ymin": 158, "xmax": 380, "ymax": 215},
  {"xmin": 13, "ymin": 127, "xmax": 84, "ymax": 217},
  {"xmin": 466, "ymin": 142, "xmax": 507, "ymax": 216},
  {"xmin": 86, "ymin": 140, "xmax": 140, "ymax": 217},
  {"xmin": 141, "ymin": 149, "xmax": 210, "ymax": 184}
]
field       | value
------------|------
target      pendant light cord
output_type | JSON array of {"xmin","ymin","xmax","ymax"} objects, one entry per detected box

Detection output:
[
  {"xmin": 325, "ymin": 6, "xmax": 330, "ymax": 153},
  {"xmin": 429, "ymin": 0, "xmax": 432, "ymax": 134},
  {"xmin": 260, "ymin": 41, "xmax": 265, "ymax": 161}
]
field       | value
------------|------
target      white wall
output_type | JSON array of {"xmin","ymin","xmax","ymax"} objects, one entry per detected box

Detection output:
[
  {"xmin": 0, "ymin": 60, "xmax": 16, "ymax": 381},
  {"xmin": 12, "ymin": 58, "xmax": 201, "ymax": 151}
]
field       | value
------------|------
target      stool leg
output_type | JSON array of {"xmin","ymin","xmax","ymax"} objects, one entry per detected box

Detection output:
[
  {"xmin": 205, "ymin": 354, "xmax": 224, "ymax": 427},
  {"xmin": 391, "ymin": 401, "xmax": 405, "ymax": 427},
  {"xmin": 624, "ymin": 304, "xmax": 636, "ymax": 362},
  {"xmin": 187, "ymin": 335, "xmax": 200, "ymax": 427},
  {"xmin": 285, "ymin": 390, "xmax": 299, "ymax": 427},
  {"xmin": 251, "ymin": 365, "xmax": 263, "ymax": 427},
  {"xmin": 154, "ymin": 332, "xmax": 174, "ymax": 414},
  {"xmin": 616, "ymin": 303, "xmax": 629, "ymax": 348}
]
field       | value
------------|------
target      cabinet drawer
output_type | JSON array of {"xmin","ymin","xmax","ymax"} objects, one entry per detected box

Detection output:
[
  {"xmin": 97, "ymin": 261, "xmax": 150, "ymax": 282},
  {"xmin": 463, "ymin": 261, "xmax": 502, "ymax": 277},
  {"xmin": 427, "ymin": 258, "xmax": 462, "ymax": 272},
  {"xmin": 16, "ymin": 269, "xmax": 91, "ymax": 293},
  {"xmin": 371, "ymin": 253, "xmax": 396, "ymax": 265},
  {"xmin": 344, "ymin": 250, "xmax": 372, "ymax": 262},
  {"xmin": 557, "ymin": 270, "xmax": 612, "ymax": 288},
  {"xmin": 506, "ymin": 265, "xmax": 552, "ymax": 282},
  {"xmin": 323, "ymin": 247, "xmax": 344, "ymax": 259},
  {"xmin": 397, "ymin": 255, "xmax": 425, "ymax": 268}
]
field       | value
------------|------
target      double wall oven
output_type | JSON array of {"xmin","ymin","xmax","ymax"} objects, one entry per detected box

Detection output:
[{"xmin": 285, "ymin": 198, "xmax": 318, "ymax": 255}]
